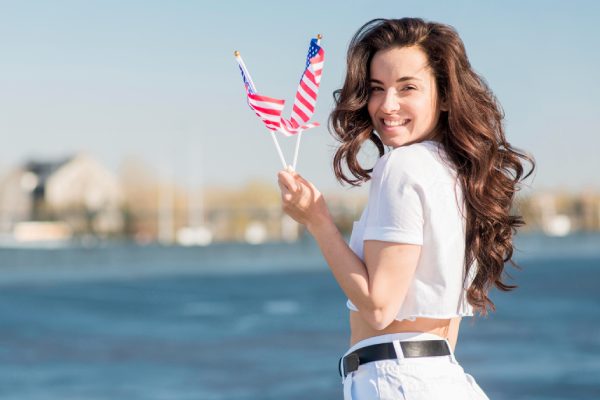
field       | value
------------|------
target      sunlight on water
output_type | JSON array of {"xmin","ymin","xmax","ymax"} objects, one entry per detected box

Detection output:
[{"xmin": 0, "ymin": 232, "xmax": 599, "ymax": 399}]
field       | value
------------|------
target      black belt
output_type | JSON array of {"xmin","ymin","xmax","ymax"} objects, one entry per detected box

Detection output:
[{"xmin": 339, "ymin": 340, "xmax": 451, "ymax": 377}]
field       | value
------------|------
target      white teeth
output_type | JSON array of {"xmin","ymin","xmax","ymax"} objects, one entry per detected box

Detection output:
[{"xmin": 383, "ymin": 119, "xmax": 409, "ymax": 127}]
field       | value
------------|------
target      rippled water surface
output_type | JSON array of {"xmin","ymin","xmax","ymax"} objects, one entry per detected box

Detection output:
[{"xmin": 1, "ymin": 233, "xmax": 599, "ymax": 399}]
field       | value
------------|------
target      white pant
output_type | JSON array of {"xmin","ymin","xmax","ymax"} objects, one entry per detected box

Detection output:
[{"xmin": 340, "ymin": 332, "xmax": 490, "ymax": 400}]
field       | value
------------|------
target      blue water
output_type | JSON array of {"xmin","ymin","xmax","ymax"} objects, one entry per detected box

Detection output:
[{"xmin": 0, "ymin": 233, "xmax": 599, "ymax": 399}]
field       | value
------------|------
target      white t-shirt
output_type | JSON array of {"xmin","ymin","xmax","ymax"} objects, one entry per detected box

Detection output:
[{"xmin": 347, "ymin": 140, "xmax": 476, "ymax": 321}]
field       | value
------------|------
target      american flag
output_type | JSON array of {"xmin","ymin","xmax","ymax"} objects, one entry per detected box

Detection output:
[
  {"xmin": 235, "ymin": 37, "xmax": 324, "ymax": 136},
  {"xmin": 288, "ymin": 38, "xmax": 324, "ymax": 130},
  {"xmin": 237, "ymin": 58, "xmax": 284, "ymax": 131}
]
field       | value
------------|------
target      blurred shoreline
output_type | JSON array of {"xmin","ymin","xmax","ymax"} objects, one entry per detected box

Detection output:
[
  {"xmin": 2, "ymin": 153, "xmax": 600, "ymax": 249},
  {"xmin": 0, "ymin": 231, "xmax": 598, "ymax": 287}
]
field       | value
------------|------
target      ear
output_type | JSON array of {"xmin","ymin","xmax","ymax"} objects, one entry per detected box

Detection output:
[{"xmin": 439, "ymin": 97, "xmax": 449, "ymax": 112}]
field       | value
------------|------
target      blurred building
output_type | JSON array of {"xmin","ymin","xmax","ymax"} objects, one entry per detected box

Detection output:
[
  {"xmin": 45, "ymin": 154, "xmax": 124, "ymax": 235},
  {"xmin": 0, "ymin": 167, "xmax": 34, "ymax": 233},
  {"xmin": 0, "ymin": 153, "xmax": 124, "ymax": 241}
]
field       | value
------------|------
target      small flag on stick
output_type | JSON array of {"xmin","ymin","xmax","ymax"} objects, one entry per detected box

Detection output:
[{"xmin": 235, "ymin": 35, "xmax": 325, "ymax": 169}]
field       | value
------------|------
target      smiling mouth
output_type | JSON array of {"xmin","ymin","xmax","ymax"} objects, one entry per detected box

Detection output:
[{"xmin": 383, "ymin": 119, "xmax": 410, "ymax": 127}]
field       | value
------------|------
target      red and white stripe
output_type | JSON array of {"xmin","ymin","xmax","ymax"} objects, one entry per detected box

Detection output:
[
  {"xmin": 247, "ymin": 93, "xmax": 285, "ymax": 131},
  {"xmin": 248, "ymin": 93, "xmax": 320, "ymax": 136},
  {"xmin": 289, "ymin": 48, "xmax": 325, "ymax": 130},
  {"xmin": 279, "ymin": 119, "xmax": 319, "ymax": 136}
]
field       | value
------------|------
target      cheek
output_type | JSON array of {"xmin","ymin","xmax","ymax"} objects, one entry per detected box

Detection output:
[
  {"xmin": 413, "ymin": 98, "xmax": 436, "ymax": 120},
  {"xmin": 367, "ymin": 99, "xmax": 378, "ymax": 121}
]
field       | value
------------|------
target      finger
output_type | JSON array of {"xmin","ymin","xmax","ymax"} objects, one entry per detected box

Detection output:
[
  {"xmin": 277, "ymin": 171, "xmax": 298, "ymax": 192},
  {"xmin": 277, "ymin": 180, "xmax": 296, "ymax": 205},
  {"xmin": 296, "ymin": 175, "xmax": 317, "ymax": 192},
  {"xmin": 277, "ymin": 179, "xmax": 288, "ymax": 194}
]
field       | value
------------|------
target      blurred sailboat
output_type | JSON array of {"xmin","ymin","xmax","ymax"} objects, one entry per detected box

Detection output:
[
  {"xmin": 176, "ymin": 185, "xmax": 212, "ymax": 246},
  {"xmin": 175, "ymin": 136, "xmax": 212, "ymax": 246}
]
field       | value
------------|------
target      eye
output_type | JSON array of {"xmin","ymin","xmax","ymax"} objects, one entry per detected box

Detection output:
[
  {"xmin": 369, "ymin": 86, "xmax": 383, "ymax": 93},
  {"xmin": 402, "ymin": 86, "xmax": 416, "ymax": 91}
]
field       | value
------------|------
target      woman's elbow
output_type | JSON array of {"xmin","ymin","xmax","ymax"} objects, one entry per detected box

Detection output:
[{"xmin": 363, "ymin": 306, "xmax": 397, "ymax": 331}]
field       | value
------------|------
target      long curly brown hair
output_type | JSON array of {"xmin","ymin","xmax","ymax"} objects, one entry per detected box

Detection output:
[{"xmin": 330, "ymin": 18, "xmax": 535, "ymax": 316}]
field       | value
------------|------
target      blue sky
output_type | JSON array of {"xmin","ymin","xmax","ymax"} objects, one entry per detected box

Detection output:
[{"xmin": 1, "ymin": 0, "xmax": 598, "ymax": 194}]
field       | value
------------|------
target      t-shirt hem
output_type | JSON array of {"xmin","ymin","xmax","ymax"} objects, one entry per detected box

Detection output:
[
  {"xmin": 363, "ymin": 227, "xmax": 423, "ymax": 245},
  {"xmin": 348, "ymin": 311, "xmax": 475, "ymax": 320},
  {"xmin": 346, "ymin": 300, "xmax": 474, "ymax": 320},
  {"xmin": 391, "ymin": 312, "xmax": 475, "ymax": 321}
]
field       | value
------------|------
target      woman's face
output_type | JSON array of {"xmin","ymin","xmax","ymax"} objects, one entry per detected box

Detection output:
[{"xmin": 367, "ymin": 46, "xmax": 445, "ymax": 148}]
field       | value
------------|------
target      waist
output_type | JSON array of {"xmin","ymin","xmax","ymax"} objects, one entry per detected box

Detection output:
[
  {"xmin": 340, "ymin": 332, "xmax": 457, "ymax": 377},
  {"xmin": 350, "ymin": 312, "xmax": 460, "ymax": 350},
  {"xmin": 344, "ymin": 331, "xmax": 451, "ymax": 357}
]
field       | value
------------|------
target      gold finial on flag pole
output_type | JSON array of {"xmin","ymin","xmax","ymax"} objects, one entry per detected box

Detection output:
[
  {"xmin": 317, "ymin": 34, "xmax": 322, "ymax": 40},
  {"xmin": 234, "ymin": 50, "xmax": 240, "ymax": 57}
]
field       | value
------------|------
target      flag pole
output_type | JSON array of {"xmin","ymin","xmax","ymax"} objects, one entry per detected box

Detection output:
[
  {"xmin": 290, "ymin": 34, "xmax": 321, "ymax": 172},
  {"xmin": 235, "ymin": 51, "xmax": 288, "ymax": 170},
  {"xmin": 270, "ymin": 131, "xmax": 288, "ymax": 169},
  {"xmin": 291, "ymin": 129, "xmax": 303, "ymax": 171}
]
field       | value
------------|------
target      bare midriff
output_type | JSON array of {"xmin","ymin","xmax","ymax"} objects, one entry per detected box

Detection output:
[{"xmin": 350, "ymin": 311, "xmax": 462, "ymax": 352}]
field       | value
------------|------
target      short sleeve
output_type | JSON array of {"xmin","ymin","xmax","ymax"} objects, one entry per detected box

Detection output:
[{"xmin": 363, "ymin": 150, "xmax": 425, "ymax": 245}]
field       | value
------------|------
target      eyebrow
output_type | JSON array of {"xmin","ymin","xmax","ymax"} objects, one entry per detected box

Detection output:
[{"xmin": 370, "ymin": 77, "xmax": 422, "ymax": 84}]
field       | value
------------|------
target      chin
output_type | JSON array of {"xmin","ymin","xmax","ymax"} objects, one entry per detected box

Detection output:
[
  {"xmin": 383, "ymin": 137, "xmax": 408, "ymax": 149},
  {"xmin": 377, "ymin": 129, "xmax": 413, "ymax": 148}
]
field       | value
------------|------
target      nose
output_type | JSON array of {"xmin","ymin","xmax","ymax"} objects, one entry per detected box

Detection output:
[{"xmin": 379, "ymin": 88, "xmax": 400, "ymax": 113}]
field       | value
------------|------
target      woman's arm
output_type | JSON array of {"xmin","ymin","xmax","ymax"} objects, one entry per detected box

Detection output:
[{"xmin": 277, "ymin": 170, "xmax": 421, "ymax": 330}]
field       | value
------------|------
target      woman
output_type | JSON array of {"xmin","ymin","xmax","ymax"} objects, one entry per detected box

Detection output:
[{"xmin": 277, "ymin": 18, "xmax": 534, "ymax": 399}]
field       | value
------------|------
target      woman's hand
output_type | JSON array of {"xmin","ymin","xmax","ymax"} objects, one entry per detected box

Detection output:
[{"xmin": 277, "ymin": 168, "xmax": 333, "ymax": 233}]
